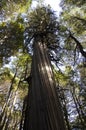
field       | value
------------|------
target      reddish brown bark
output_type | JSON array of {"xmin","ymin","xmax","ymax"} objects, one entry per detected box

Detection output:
[{"xmin": 24, "ymin": 38, "xmax": 66, "ymax": 130}]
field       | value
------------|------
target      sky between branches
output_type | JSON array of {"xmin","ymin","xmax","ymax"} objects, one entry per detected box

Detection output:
[
  {"xmin": 32, "ymin": 0, "xmax": 62, "ymax": 16},
  {"xmin": 44, "ymin": 0, "xmax": 62, "ymax": 13}
]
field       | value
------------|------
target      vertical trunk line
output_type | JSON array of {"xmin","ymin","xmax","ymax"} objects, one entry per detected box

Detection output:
[
  {"xmin": 24, "ymin": 40, "xmax": 66, "ymax": 130},
  {"xmin": 38, "ymin": 42, "xmax": 65, "ymax": 129}
]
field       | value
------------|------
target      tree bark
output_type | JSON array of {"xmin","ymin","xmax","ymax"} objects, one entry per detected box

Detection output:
[{"xmin": 24, "ymin": 37, "xmax": 66, "ymax": 130}]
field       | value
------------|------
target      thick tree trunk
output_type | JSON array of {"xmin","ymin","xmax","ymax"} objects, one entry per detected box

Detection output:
[{"xmin": 24, "ymin": 38, "xmax": 66, "ymax": 130}]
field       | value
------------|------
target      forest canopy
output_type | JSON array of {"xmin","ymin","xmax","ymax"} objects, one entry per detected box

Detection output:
[{"xmin": 0, "ymin": 0, "xmax": 86, "ymax": 130}]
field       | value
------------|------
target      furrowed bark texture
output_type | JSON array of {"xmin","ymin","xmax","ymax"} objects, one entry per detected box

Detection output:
[{"xmin": 24, "ymin": 39, "xmax": 66, "ymax": 130}]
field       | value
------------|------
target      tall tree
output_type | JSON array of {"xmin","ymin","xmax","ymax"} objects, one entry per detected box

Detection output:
[
  {"xmin": 58, "ymin": 0, "xmax": 86, "ymax": 129},
  {"xmin": 0, "ymin": 1, "xmax": 32, "ymax": 129},
  {"xmin": 23, "ymin": 6, "xmax": 66, "ymax": 130}
]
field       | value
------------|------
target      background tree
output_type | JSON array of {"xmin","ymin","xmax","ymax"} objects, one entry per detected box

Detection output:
[
  {"xmin": 57, "ymin": 0, "xmax": 86, "ymax": 129},
  {"xmin": 0, "ymin": 1, "xmax": 32, "ymax": 130},
  {"xmin": 59, "ymin": 0, "xmax": 86, "ymax": 58}
]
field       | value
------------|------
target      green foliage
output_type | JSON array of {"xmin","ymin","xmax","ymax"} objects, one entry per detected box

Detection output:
[
  {"xmin": 0, "ymin": 0, "xmax": 32, "ymax": 17},
  {"xmin": 26, "ymin": 5, "xmax": 59, "ymax": 46},
  {"xmin": 12, "ymin": 52, "xmax": 32, "ymax": 78},
  {"xmin": 0, "ymin": 0, "xmax": 86, "ymax": 129},
  {"xmin": 0, "ymin": 67, "xmax": 12, "ymax": 82},
  {"xmin": 59, "ymin": 0, "xmax": 86, "ymax": 64},
  {"xmin": 65, "ymin": 66, "xmax": 74, "ymax": 76},
  {"xmin": 0, "ymin": 52, "xmax": 30, "ymax": 129},
  {"xmin": 59, "ymin": 1, "xmax": 86, "ymax": 128},
  {"xmin": 60, "ymin": 0, "xmax": 86, "ymax": 36},
  {"xmin": 0, "ymin": 19, "xmax": 25, "ymax": 66},
  {"xmin": 0, "ymin": 1, "xmax": 31, "ymax": 129},
  {"xmin": 54, "ymin": 69, "xmax": 69, "ymax": 87}
]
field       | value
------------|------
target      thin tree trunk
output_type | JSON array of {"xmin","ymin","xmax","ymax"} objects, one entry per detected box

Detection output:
[
  {"xmin": 24, "ymin": 38, "xmax": 66, "ymax": 130},
  {"xmin": 19, "ymin": 96, "xmax": 27, "ymax": 130},
  {"xmin": 71, "ymin": 90, "xmax": 85, "ymax": 128}
]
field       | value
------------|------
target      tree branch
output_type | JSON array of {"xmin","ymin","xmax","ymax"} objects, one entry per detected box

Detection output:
[
  {"xmin": 73, "ymin": 16, "xmax": 86, "ymax": 23},
  {"xmin": 69, "ymin": 32, "xmax": 86, "ymax": 58}
]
